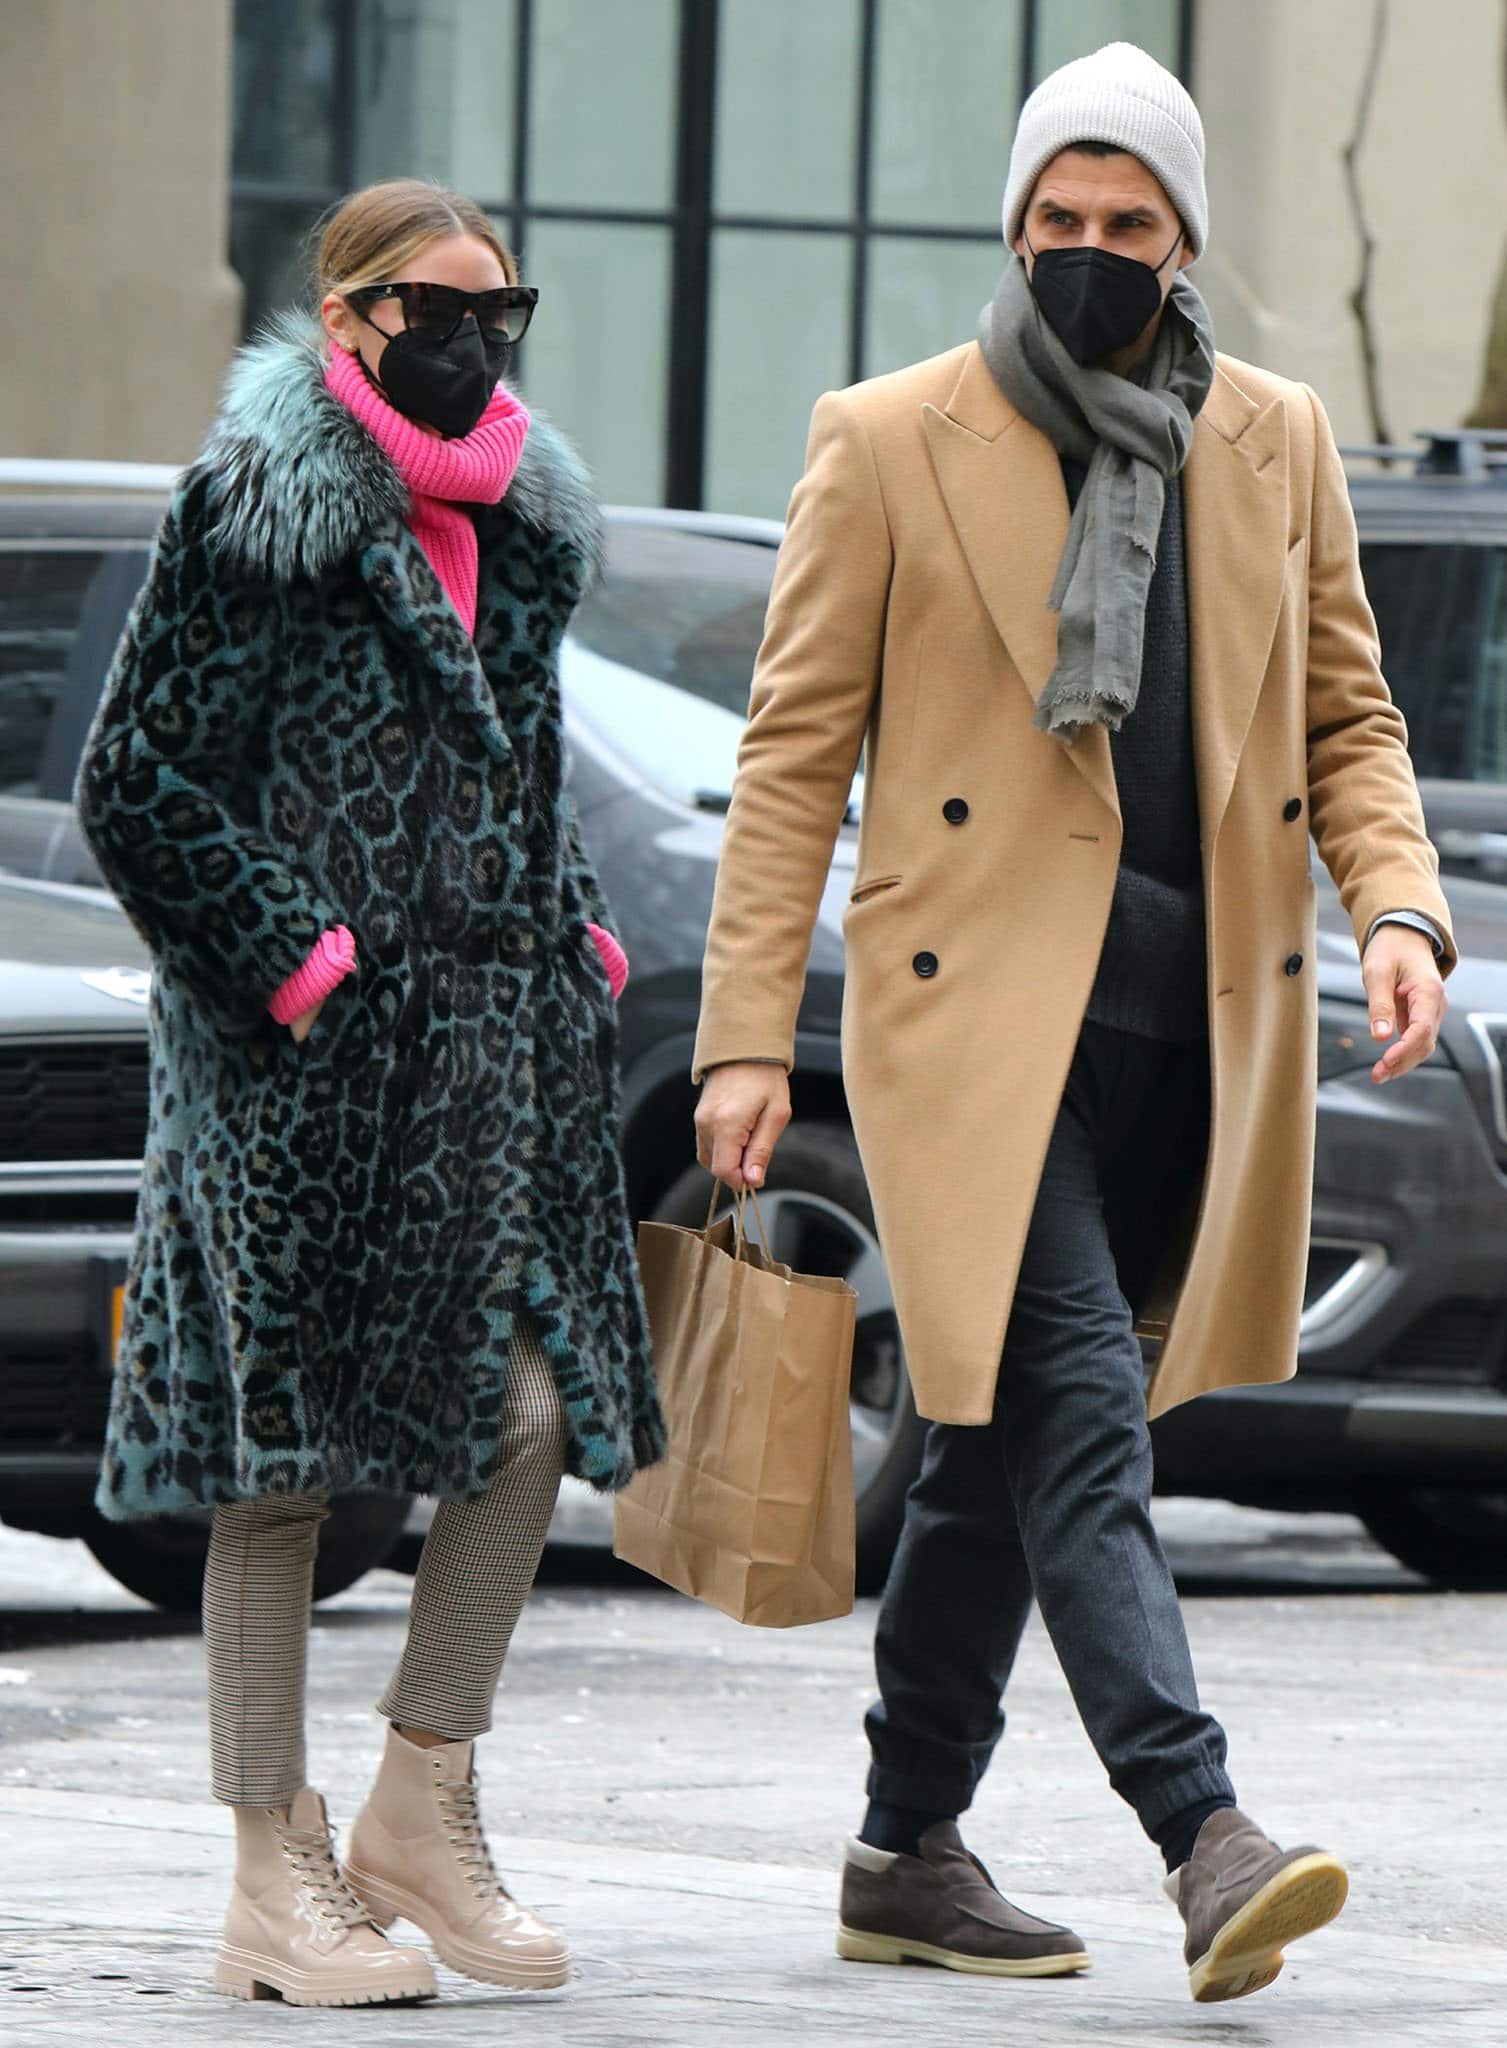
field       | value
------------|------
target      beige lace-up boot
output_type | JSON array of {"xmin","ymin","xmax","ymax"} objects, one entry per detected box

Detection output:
[
  {"xmin": 343, "ymin": 1723, "xmax": 571, "ymax": 1988},
  {"xmin": 214, "ymin": 1784, "xmax": 438, "ymax": 2006}
]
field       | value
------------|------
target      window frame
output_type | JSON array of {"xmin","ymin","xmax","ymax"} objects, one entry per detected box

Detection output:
[{"xmin": 229, "ymin": 0, "xmax": 1195, "ymax": 510}]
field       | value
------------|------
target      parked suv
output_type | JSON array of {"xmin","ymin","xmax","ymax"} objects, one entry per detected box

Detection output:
[{"xmin": 2, "ymin": 441, "xmax": 1506, "ymax": 1600}]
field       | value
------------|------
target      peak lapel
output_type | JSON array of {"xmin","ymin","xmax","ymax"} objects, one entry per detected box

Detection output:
[
  {"xmin": 1185, "ymin": 369, "xmax": 1291, "ymax": 849},
  {"xmin": 921, "ymin": 344, "xmax": 1116, "ymax": 818}
]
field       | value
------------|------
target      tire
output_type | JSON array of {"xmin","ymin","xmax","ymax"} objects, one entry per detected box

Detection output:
[
  {"xmin": 1356, "ymin": 1484, "xmax": 1507, "ymax": 1591},
  {"xmin": 81, "ymin": 1489, "xmax": 414, "ymax": 1614},
  {"xmin": 652, "ymin": 1121, "xmax": 927, "ymax": 1593}
]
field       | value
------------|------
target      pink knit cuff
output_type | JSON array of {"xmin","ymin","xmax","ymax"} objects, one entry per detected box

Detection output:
[
  {"xmin": 586, "ymin": 921, "xmax": 629, "ymax": 1001},
  {"xmin": 267, "ymin": 925, "xmax": 357, "ymax": 1025}
]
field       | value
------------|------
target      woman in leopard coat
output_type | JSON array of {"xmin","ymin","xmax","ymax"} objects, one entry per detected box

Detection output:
[{"xmin": 75, "ymin": 178, "xmax": 664, "ymax": 2008}]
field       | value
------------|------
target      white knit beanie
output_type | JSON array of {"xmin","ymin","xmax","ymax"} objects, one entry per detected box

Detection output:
[{"xmin": 1002, "ymin": 42, "xmax": 1207, "ymax": 260}]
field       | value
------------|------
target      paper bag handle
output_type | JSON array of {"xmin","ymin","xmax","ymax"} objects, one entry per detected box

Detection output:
[{"xmin": 702, "ymin": 1177, "xmax": 774, "ymax": 1261}]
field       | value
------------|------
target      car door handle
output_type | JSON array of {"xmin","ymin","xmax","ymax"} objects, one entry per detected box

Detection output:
[{"xmin": 1434, "ymin": 828, "xmax": 1507, "ymax": 862}]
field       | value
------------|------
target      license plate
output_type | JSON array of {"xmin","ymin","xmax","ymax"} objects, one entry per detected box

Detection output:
[{"xmin": 88, "ymin": 1257, "xmax": 131, "ymax": 1369}]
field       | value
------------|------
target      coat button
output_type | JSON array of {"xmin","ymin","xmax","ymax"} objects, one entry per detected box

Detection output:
[
  {"xmin": 1284, "ymin": 952, "xmax": 1303, "ymax": 977},
  {"xmin": 912, "ymin": 951, "xmax": 939, "ymax": 979},
  {"xmin": 1283, "ymin": 797, "xmax": 1303, "ymax": 822},
  {"xmin": 943, "ymin": 797, "xmax": 970, "ymax": 825}
]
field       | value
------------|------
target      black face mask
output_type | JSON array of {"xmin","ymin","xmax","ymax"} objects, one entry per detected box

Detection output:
[
  {"xmin": 358, "ymin": 311, "xmax": 511, "ymax": 438},
  {"xmin": 1024, "ymin": 227, "xmax": 1183, "ymax": 367}
]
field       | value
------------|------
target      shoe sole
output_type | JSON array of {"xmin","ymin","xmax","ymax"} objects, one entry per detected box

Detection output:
[
  {"xmin": 344, "ymin": 1860, "xmax": 572, "ymax": 1989},
  {"xmin": 836, "ymin": 1925, "xmax": 1091, "ymax": 1978},
  {"xmin": 213, "ymin": 1942, "xmax": 436, "ymax": 2007},
  {"xmin": 1189, "ymin": 1852, "xmax": 1349, "ymax": 2004}
]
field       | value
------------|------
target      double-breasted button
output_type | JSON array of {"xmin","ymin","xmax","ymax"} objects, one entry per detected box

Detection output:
[
  {"xmin": 912, "ymin": 951, "xmax": 939, "ymax": 979},
  {"xmin": 942, "ymin": 797, "xmax": 970, "ymax": 825},
  {"xmin": 1283, "ymin": 797, "xmax": 1303, "ymax": 822},
  {"xmin": 1284, "ymin": 952, "xmax": 1304, "ymax": 977}
]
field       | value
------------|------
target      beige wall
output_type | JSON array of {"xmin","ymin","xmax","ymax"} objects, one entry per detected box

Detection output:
[
  {"xmin": 0, "ymin": 0, "xmax": 240, "ymax": 463},
  {"xmin": 1194, "ymin": 0, "xmax": 1507, "ymax": 445}
]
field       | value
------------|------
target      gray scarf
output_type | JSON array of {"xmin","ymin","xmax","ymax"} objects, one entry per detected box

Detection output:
[{"xmin": 976, "ymin": 253, "xmax": 1215, "ymax": 742}]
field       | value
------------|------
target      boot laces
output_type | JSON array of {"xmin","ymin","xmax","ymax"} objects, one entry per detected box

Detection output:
[
  {"xmin": 436, "ymin": 1774, "xmax": 504, "ymax": 1901},
  {"xmin": 281, "ymin": 1818, "xmax": 373, "ymax": 1929}
]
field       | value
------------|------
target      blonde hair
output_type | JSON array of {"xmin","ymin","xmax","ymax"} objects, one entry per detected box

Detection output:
[{"xmin": 317, "ymin": 178, "xmax": 518, "ymax": 297}]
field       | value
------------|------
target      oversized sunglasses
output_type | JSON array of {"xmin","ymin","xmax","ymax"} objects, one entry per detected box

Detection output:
[{"xmin": 345, "ymin": 280, "xmax": 539, "ymax": 345}]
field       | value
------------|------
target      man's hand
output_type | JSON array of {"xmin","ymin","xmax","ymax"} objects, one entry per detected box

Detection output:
[
  {"xmin": 695, "ymin": 1062, "xmax": 792, "ymax": 1191},
  {"xmin": 288, "ymin": 997, "xmax": 326, "ymax": 1043},
  {"xmin": 1361, "ymin": 927, "xmax": 1447, "ymax": 1084}
]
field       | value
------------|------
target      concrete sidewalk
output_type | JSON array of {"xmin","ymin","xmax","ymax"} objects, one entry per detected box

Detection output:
[{"xmin": 1, "ymin": 1507, "xmax": 1504, "ymax": 2045}]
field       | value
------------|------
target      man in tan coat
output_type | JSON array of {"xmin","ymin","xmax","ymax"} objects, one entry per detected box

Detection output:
[{"xmin": 692, "ymin": 43, "xmax": 1454, "ymax": 2007}]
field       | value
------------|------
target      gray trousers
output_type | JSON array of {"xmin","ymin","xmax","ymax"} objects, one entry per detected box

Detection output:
[
  {"xmin": 865, "ymin": 1019, "xmax": 1237, "ymax": 1840},
  {"xmin": 202, "ymin": 1312, "xmax": 566, "ymax": 1806}
]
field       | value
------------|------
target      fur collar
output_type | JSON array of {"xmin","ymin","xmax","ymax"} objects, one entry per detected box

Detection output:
[{"xmin": 191, "ymin": 310, "xmax": 605, "ymax": 589}]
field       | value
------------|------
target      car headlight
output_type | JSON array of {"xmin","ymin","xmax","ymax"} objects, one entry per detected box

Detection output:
[{"xmin": 1317, "ymin": 998, "xmax": 1451, "ymax": 1082}]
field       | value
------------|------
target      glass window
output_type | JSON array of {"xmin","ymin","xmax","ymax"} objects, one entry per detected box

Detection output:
[
  {"xmin": 1359, "ymin": 542, "xmax": 1496, "ymax": 782},
  {"xmin": 0, "ymin": 550, "xmax": 109, "ymax": 798},
  {"xmin": 528, "ymin": 0, "xmax": 677, "ymax": 211},
  {"xmin": 231, "ymin": 196, "xmax": 325, "ymax": 337},
  {"xmin": 1474, "ymin": 552, "xmax": 1507, "ymax": 780},
  {"xmin": 518, "ymin": 221, "xmax": 673, "ymax": 506},
  {"xmin": 705, "ymin": 230, "xmax": 853, "ymax": 520},
  {"xmin": 1031, "ymin": 0, "xmax": 1180, "ymax": 83},
  {"xmin": 567, "ymin": 523, "xmax": 774, "ymax": 805},
  {"xmin": 871, "ymin": 0, "xmax": 1024, "ymax": 228},
  {"xmin": 715, "ymin": 0, "xmax": 860, "ymax": 221},
  {"xmin": 572, "ymin": 525, "xmax": 775, "ymax": 716},
  {"xmin": 565, "ymin": 523, "xmax": 868, "ymax": 812},
  {"xmin": 352, "ymin": 0, "xmax": 516, "ymax": 199},
  {"xmin": 864, "ymin": 235, "xmax": 999, "ymax": 379},
  {"xmin": 232, "ymin": 0, "xmax": 342, "ymax": 188}
]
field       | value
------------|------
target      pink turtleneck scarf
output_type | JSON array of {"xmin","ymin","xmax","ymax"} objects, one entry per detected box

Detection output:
[
  {"xmin": 265, "ymin": 345, "xmax": 628, "ymax": 1029},
  {"xmin": 323, "ymin": 339, "xmax": 529, "ymax": 635}
]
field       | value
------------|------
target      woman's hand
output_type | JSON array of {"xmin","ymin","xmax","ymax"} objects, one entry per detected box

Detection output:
[{"xmin": 288, "ymin": 997, "xmax": 327, "ymax": 1042}]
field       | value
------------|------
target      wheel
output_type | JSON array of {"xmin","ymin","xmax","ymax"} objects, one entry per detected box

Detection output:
[
  {"xmin": 652, "ymin": 1122, "xmax": 927, "ymax": 1593},
  {"xmin": 81, "ymin": 1489, "xmax": 414, "ymax": 1614},
  {"xmin": 1356, "ymin": 1484, "xmax": 1507, "ymax": 1590}
]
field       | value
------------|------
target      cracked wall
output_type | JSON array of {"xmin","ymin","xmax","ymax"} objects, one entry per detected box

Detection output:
[{"xmin": 1194, "ymin": 0, "xmax": 1507, "ymax": 445}]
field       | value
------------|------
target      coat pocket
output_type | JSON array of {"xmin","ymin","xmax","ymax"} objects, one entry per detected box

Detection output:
[{"xmin": 847, "ymin": 873, "xmax": 904, "ymax": 907}]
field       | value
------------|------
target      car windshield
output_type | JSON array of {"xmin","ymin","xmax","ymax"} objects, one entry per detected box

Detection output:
[{"xmin": 565, "ymin": 520, "xmax": 864, "ymax": 816}]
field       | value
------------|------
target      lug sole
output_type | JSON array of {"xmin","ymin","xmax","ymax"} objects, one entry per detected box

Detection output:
[
  {"xmin": 343, "ymin": 1860, "xmax": 572, "ymax": 1989},
  {"xmin": 1189, "ymin": 1853, "xmax": 1349, "ymax": 2005},
  {"xmin": 836, "ymin": 1924, "xmax": 1091, "ymax": 1978},
  {"xmin": 213, "ymin": 1942, "xmax": 436, "ymax": 2007}
]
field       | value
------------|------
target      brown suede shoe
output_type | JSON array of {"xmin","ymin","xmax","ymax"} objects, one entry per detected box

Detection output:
[
  {"xmin": 836, "ymin": 1822, "xmax": 1090, "ymax": 1978},
  {"xmin": 1165, "ymin": 1806, "xmax": 1348, "ymax": 2003}
]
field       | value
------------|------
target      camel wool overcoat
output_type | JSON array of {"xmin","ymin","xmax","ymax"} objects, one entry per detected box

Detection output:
[
  {"xmin": 76, "ymin": 316, "xmax": 665, "ymax": 1521},
  {"xmin": 692, "ymin": 341, "xmax": 1457, "ymax": 1426}
]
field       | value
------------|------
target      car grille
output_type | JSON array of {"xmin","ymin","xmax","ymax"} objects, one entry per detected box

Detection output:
[
  {"xmin": 0, "ymin": 1039, "xmax": 149, "ymax": 1162},
  {"xmin": 1371, "ymin": 1300, "xmax": 1507, "ymax": 1387},
  {"xmin": 0, "ymin": 1336, "xmax": 110, "ymax": 1445}
]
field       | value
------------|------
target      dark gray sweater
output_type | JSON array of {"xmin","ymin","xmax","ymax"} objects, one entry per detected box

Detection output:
[{"xmin": 1060, "ymin": 457, "xmax": 1208, "ymax": 1041}]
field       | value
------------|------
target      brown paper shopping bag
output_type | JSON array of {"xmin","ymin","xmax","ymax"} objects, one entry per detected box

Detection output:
[{"xmin": 613, "ymin": 1182, "xmax": 858, "ymax": 1626}]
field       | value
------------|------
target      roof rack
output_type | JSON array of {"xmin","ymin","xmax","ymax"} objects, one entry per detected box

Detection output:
[{"xmin": 1340, "ymin": 430, "xmax": 1507, "ymax": 482}]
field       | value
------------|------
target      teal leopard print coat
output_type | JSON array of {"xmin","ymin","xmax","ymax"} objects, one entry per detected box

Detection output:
[{"xmin": 75, "ymin": 314, "xmax": 665, "ymax": 1521}]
